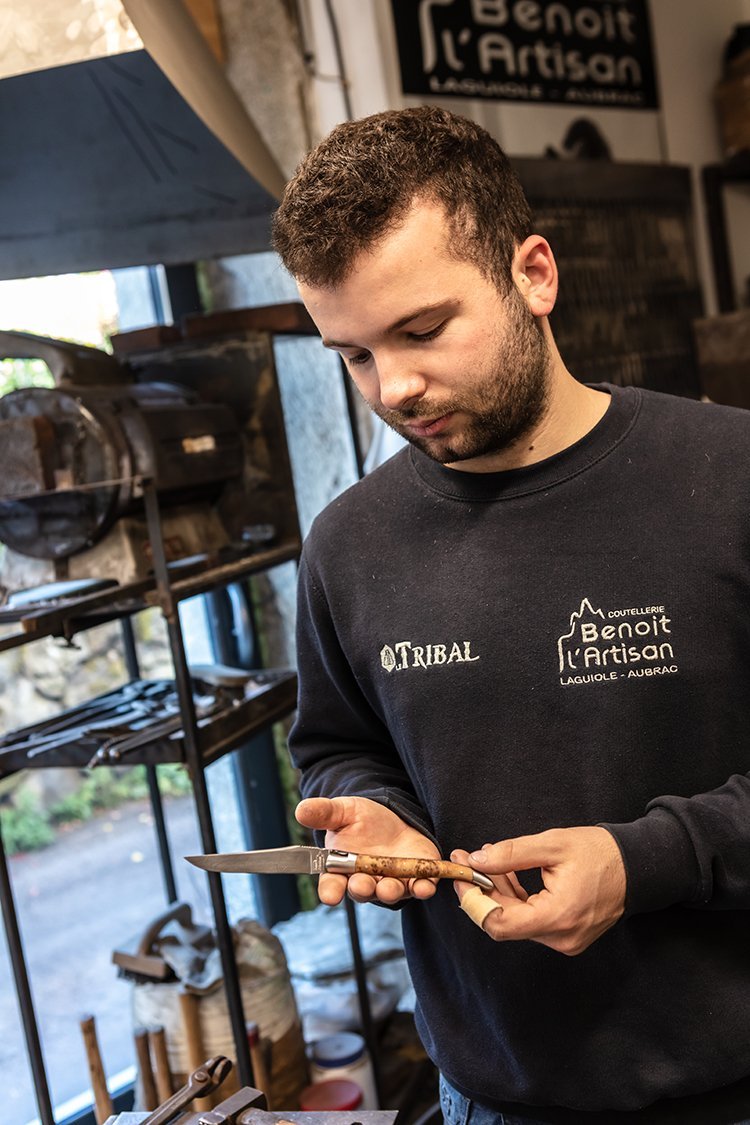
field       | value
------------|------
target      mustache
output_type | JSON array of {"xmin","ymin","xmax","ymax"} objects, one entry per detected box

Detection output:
[{"xmin": 382, "ymin": 400, "xmax": 458, "ymax": 425}]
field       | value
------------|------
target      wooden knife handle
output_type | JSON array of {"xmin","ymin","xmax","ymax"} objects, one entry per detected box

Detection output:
[{"xmin": 354, "ymin": 854, "xmax": 491, "ymax": 887}]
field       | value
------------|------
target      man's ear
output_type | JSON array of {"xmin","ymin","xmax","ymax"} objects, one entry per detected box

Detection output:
[{"xmin": 512, "ymin": 235, "xmax": 558, "ymax": 317}]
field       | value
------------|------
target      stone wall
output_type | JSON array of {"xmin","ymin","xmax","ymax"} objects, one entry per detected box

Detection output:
[{"xmin": 0, "ymin": 609, "xmax": 172, "ymax": 809}]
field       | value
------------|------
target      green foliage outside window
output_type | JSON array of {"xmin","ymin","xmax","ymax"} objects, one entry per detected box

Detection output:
[
  {"xmin": 0, "ymin": 357, "xmax": 55, "ymax": 396},
  {"xmin": 0, "ymin": 764, "xmax": 192, "ymax": 856}
]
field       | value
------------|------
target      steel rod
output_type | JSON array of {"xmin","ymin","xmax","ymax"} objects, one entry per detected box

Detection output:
[
  {"xmin": 146, "ymin": 765, "xmax": 178, "ymax": 903},
  {"xmin": 120, "ymin": 618, "xmax": 178, "ymax": 903},
  {"xmin": 120, "ymin": 616, "xmax": 140, "ymax": 681},
  {"xmin": 0, "ymin": 816, "xmax": 55, "ymax": 1124},
  {"xmin": 142, "ymin": 479, "xmax": 253, "ymax": 1088}
]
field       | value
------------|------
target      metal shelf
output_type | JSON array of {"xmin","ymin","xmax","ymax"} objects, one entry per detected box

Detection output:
[
  {"xmin": 0, "ymin": 317, "xmax": 308, "ymax": 1124},
  {"xmin": 0, "ymin": 508, "xmax": 300, "ymax": 1123},
  {"xmin": 0, "ymin": 309, "xmax": 382, "ymax": 1121},
  {"xmin": 0, "ymin": 669, "xmax": 297, "ymax": 776},
  {"xmin": 0, "ymin": 540, "xmax": 300, "ymax": 654}
]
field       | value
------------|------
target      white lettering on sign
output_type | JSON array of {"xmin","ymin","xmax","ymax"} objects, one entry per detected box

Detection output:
[
  {"xmin": 466, "ymin": 1, "xmax": 637, "ymax": 41},
  {"xmin": 417, "ymin": 0, "xmax": 643, "ymax": 94}
]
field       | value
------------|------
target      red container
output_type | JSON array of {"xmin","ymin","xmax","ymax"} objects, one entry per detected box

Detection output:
[{"xmin": 299, "ymin": 1078, "xmax": 363, "ymax": 1111}]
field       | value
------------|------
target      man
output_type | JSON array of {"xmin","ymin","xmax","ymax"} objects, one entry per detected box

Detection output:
[{"xmin": 271, "ymin": 106, "xmax": 750, "ymax": 1122}]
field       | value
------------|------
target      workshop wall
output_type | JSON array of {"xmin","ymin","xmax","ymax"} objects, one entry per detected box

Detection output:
[
  {"xmin": 298, "ymin": 0, "xmax": 750, "ymax": 318},
  {"xmin": 198, "ymin": 0, "xmax": 750, "ymax": 544},
  {"xmin": 189, "ymin": 0, "xmax": 361, "ymax": 671}
]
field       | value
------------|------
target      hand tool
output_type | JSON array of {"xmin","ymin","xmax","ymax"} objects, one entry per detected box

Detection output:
[
  {"xmin": 0, "ymin": 676, "xmax": 239, "ymax": 768},
  {"xmin": 149, "ymin": 1027, "xmax": 174, "ymax": 1103},
  {"xmin": 179, "ymin": 990, "xmax": 213, "ymax": 1113},
  {"xmin": 244, "ymin": 1021, "xmax": 271, "ymax": 1103},
  {"xmin": 79, "ymin": 1013, "xmax": 113, "ymax": 1125},
  {"xmin": 185, "ymin": 844, "xmax": 495, "ymax": 889},
  {"xmin": 141, "ymin": 1056, "xmax": 233, "ymax": 1125},
  {"xmin": 86, "ymin": 693, "xmax": 224, "ymax": 766},
  {"xmin": 134, "ymin": 1027, "xmax": 159, "ymax": 1111},
  {"xmin": 27, "ymin": 707, "xmax": 161, "ymax": 760},
  {"xmin": 0, "ymin": 679, "xmax": 174, "ymax": 744},
  {"xmin": 112, "ymin": 902, "xmax": 211, "ymax": 984},
  {"xmin": 1, "ymin": 679, "xmax": 178, "ymax": 759},
  {"xmin": 86, "ymin": 711, "xmax": 183, "ymax": 767}
]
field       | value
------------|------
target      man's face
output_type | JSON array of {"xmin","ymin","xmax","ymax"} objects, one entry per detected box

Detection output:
[{"xmin": 298, "ymin": 200, "xmax": 550, "ymax": 470}]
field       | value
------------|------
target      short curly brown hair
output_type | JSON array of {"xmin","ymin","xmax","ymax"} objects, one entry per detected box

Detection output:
[{"xmin": 271, "ymin": 105, "xmax": 533, "ymax": 293}]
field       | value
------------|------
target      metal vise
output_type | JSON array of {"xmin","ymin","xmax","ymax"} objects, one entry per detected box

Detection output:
[{"xmin": 104, "ymin": 1056, "xmax": 398, "ymax": 1125}]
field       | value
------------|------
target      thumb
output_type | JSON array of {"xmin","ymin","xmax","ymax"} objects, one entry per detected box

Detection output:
[{"xmin": 295, "ymin": 796, "xmax": 350, "ymax": 832}]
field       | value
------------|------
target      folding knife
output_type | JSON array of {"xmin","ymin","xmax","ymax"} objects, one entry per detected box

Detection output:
[{"xmin": 186, "ymin": 844, "xmax": 494, "ymax": 889}]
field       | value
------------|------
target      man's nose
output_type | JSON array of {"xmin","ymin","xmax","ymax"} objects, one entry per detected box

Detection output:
[{"xmin": 376, "ymin": 356, "xmax": 428, "ymax": 412}]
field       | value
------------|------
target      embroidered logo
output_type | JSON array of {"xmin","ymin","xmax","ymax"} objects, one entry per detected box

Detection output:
[
  {"xmin": 380, "ymin": 640, "xmax": 480, "ymax": 672},
  {"xmin": 557, "ymin": 598, "xmax": 678, "ymax": 687}
]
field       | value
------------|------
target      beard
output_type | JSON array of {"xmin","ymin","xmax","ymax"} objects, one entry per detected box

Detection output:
[{"xmin": 377, "ymin": 287, "xmax": 551, "ymax": 465}]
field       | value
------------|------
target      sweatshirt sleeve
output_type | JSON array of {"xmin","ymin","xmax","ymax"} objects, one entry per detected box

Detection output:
[
  {"xmin": 602, "ymin": 772, "xmax": 750, "ymax": 916},
  {"xmin": 288, "ymin": 550, "xmax": 438, "ymax": 846}
]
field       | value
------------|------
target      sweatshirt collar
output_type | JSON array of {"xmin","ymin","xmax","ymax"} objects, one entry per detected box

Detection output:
[{"xmin": 408, "ymin": 383, "xmax": 641, "ymax": 501}]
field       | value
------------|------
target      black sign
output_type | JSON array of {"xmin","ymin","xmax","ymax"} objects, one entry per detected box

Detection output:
[{"xmin": 390, "ymin": 0, "xmax": 659, "ymax": 109}]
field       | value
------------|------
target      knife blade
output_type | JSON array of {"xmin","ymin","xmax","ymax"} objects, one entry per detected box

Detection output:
[{"xmin": 185, "ymin": 844, "xmax": 494, "ymax": 889}]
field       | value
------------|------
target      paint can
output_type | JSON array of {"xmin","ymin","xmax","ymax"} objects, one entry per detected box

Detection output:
[
  {"xmin": 309, "ymin": 1031, "xmax": 378, "ymax": 1108},
  {"xmin": 300, "ymin": 1078, "xmax": 363, "ymax": 1111}
]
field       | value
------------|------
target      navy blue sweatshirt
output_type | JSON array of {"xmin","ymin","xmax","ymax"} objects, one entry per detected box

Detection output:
[{"xmin": 288, "ymin": 385, "xmax": 750, "ymax": 1121}]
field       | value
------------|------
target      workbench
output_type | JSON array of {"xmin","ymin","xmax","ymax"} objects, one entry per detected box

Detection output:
[{"xmin": 105, "ymin": 1114, "xmax": 396, "ymax": 1125}]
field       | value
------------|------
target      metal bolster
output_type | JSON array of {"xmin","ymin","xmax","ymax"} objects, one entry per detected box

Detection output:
[{"xmin": 324, "ymin": 849, "xmax": 358, "ymax": 874}]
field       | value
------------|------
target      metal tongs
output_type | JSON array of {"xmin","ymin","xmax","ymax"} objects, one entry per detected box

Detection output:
[{"xmin": 142, "ymin": 1056, "xmax": 233, "ymax": 1125}]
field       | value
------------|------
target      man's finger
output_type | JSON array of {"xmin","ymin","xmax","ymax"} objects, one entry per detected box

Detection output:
[
  {"xmin": 317, "ymin": 871, "xmax": 348, "ymax": 905},
  {"xmin": 467, "ymin": 831, "xmax": 564, "ymax": 873},
  {"xmin": 451, "ymin": 848, "xmax": 528, "ymax": 901},
  {"xmin": 346, "ymin": 871, "xmax": 379, "ymax": 900},
  {"xmin": 456, "ymin": 884, "xmax": 598, "ymax": 951},
  {"xmin": 409, "ymin": 876, "xmax": 438, "ymax": 900},
  {"xmin": 372, "ymin": 876, "xmax": 409, "ymax": 904},
  {"xmin": 458, "ymin": 884, "xmax": 504, "ymax": 930},
  {"xmin": 295, "ymin": 796, "xmax": 352, "ymax": 832},
  {"xmin": 455, "ymin": 882, "xmax": 545, "ymax": 941}
]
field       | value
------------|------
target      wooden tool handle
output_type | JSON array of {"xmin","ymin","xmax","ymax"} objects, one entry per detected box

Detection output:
[
  {"xmin": 178, "ymin": 989, "xmax": 213, "ymax": 1112},
  {"xmin": 79, "ymin": 1014, "xmax": 113, "ymax": 1125},
  {"xmin": 149, "ymin": 1026, "xmax": 173, "ymax": 1103},
  {"xmin": 246, "ymin": 1019, "xmax": 271, "ymax": 1103},
  {"xmin": 134, "ymin": 1028, "xmax": 158, "ymax": 1112},
  {"xmin": 355, "ymin": 854, "xmax": 481, "ymax": 883}
]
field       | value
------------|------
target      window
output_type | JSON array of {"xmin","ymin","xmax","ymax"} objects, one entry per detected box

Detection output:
[{"xmin": 0, "ymin": 268, "xmax": 258, "ymax": 1123}]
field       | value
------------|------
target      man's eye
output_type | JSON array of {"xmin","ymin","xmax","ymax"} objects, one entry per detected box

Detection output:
[
  {"xmin": 410, "ymin": 322, "xmax": 446, "ymax": 342},
  {"xmin": 347, "ymin": 351, "xmax": 371, "ymax": 367}
]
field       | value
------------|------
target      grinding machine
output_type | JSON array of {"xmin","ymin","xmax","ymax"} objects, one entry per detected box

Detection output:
[{"xmin": 0, "ymin": 329, "xmax": 288, "ymax": 593}]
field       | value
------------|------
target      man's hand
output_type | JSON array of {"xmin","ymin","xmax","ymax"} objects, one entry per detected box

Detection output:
[
  {"xmin": 295, "ymin": 796, "xmax": 441, "ymax": 906},
  {"xmin": 452, "ymin": 826, "xmax": 626, "ymax": 955}
]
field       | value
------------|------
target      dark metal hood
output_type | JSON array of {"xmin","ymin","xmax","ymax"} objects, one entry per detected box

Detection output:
[{"xmin": 0, "ymin": 42, "xmax": 284, "ymax": 280}]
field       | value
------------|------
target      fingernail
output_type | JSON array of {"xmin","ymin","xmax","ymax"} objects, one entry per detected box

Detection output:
[{"xmin": 470, "ymin": 851, "xmax": 486, "ymax": 862}]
